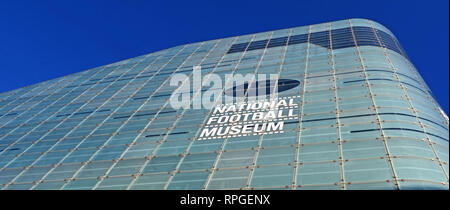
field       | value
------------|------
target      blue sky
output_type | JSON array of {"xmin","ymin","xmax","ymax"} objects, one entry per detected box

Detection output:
[{"xmin": 0, "ymin": 0, "xmax": 448, "ymax": 113}]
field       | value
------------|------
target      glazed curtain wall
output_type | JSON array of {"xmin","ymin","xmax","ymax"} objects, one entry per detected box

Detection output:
[{"xmin": 0, "ymin": 19, "xmax": 447, "ymax": 190}]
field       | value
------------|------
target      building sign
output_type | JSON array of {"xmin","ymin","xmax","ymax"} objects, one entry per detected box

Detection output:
[{"xmin": 197, "ymin": 96, "xmax": 299, "ymax": 140}]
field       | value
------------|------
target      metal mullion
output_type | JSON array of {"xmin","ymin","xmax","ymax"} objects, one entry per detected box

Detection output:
[
  {"xmin": 0, "ymin": 76, "xmax": 77, "ymax": 125},
  {"xmin": 245, "ymin": 31, "xmax": 291, "ymax": 190},
  {"xmin": 117, "ymin": 43, "xmax": 215, "ymax": 189},
  {"xmin": 197, "ymin": 35, "xmax": 259, "ymax": 190},
  {"xmin": 380, "ymin": 33, "xmax": 449, "ymax": 121},
  {"xmin": 26, "ymin": 51, "xmax": 170, "ymax": 189},
  {"xmin": 0, "ymin": 69, "xmax": 94, "ymax": 111},
  {"xmin": 0, "ymin": 59, "xmax": 137, "ymax": 189},
  {"xmin": 368, "ymin": 21, "xmax": 449, "ymax": 183},
  {"xmin": 0, "ymin": 79, "xmax": 59, "ymax": 113},
  {"xmin": 0, "ymin": 85, "xmax": 43, "ymax": 112},
  {"xmin": 377, "ymin": 28, "xmax": 447, "ymax": 126},
  {"xmin": 349, "ymin": 178, "xmax": 446, "ymax": 186},
  {"xmin": 329, "ymin": 23, "xmax": 346, "ymax": 190},
  {"xmin": 227, "ymin": 32, "xmax": 275, "ymax": 190},
  {"xmin": 348, "ymin": 20, "xmax": 400, "ymax": 189},
  {"xmin": 0, "ymin": 75, "xmax": 84, "ymax": 131},
  {"xmin": 94, "ymin": 44, "xmax": 210, "ymax": 189},
  {"xmin": 229, "ymin": 32, "xmax": 274, "ymax": 189},
  {"xmin": 252, "ymin": 30, "xmax": 297, "ymax": 189},
  {"xmin": 29, "ymin": 52, "xmax": 171, "ymax": 190},
  {"xmin": 60, "ymin": 44, "xmax": 192, "ymax": 189},
  {"xmin": 293, "ymin": 26, "xmax": 311, "ymax": 190},
  {"xmin": 0, "ymin": 67, "xmax": 111, "ymax": 158},
  {"xmin": 89, "ymin": 43, "xmax": 206, "ymax": 190},
  {"xmin": 158, "ymin": 39, "xmax": 237, "ymax": 190},
  {"xmin": 0, "ymin": 89, "xmax": 27, "ymax": 104},
  {"xmin": 392, "ymin": 63, "xmax": 447, "ymax": 125},
  {"xmin": 149, "ymin": 41, "xmax": 225, "ymax": 190}
]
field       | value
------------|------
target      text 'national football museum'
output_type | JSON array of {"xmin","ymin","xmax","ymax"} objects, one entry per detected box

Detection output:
[{"xmin": 0, "ymin": 19, "xmax": 448, "ymax": 190}]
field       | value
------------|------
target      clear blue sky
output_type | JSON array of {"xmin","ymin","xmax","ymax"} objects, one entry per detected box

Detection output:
[{"xmin": 0, "ymin": 0, "xmax": 448, "ymax": 113}]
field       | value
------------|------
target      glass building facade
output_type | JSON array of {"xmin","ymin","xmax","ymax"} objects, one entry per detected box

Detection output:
[{"xmin": 0, "ymin": 19, "xmax": 448, "ymax": 190}]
